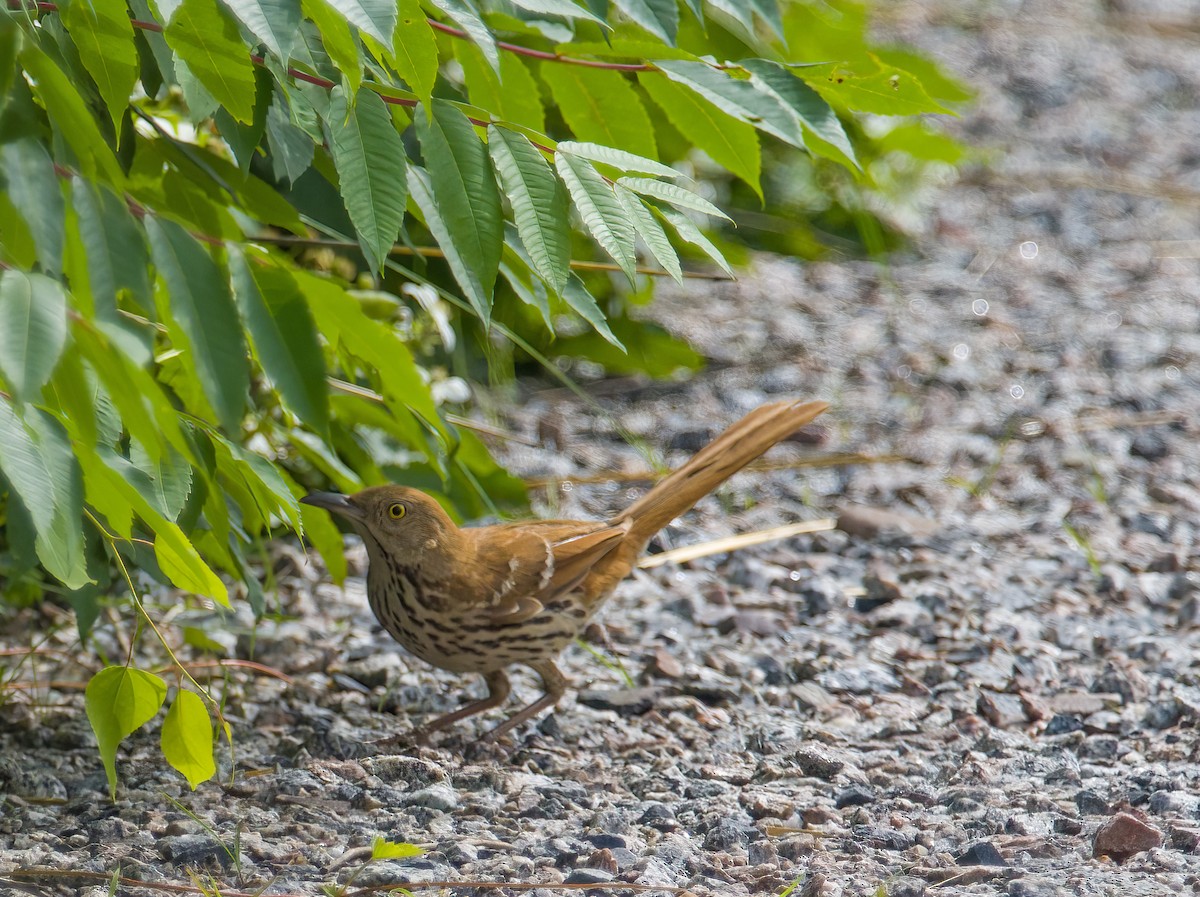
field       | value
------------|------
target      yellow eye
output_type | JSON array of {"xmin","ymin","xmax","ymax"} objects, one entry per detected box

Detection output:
[{"xmin": 387, "ymin": 502, "xmax": 406, "ymax": 520}]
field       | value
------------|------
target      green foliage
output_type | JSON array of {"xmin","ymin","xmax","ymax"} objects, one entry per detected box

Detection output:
[{"xmin": 0, "ymin": 0, "xmax": 967, "ymax": 792}]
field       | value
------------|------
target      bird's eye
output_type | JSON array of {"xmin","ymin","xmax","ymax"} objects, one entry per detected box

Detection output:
[{"xmin": 387, "ymin": 502, "xmax": 406, "ymax": 520}]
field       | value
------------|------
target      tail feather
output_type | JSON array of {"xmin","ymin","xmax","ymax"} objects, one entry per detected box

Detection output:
[{"xmin": 611, "ymin": 399, "xmax": 828, "ymax": 550}]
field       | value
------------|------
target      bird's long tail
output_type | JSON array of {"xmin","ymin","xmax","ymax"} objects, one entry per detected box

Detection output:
[{"xmin": 611, "ymin": 398, "xmax": 828, "ymax": 552}]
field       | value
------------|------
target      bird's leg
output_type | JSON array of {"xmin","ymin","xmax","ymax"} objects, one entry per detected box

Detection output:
[
  {"xmin": 418, "ymin": 669, "xmax": 512, "ymax": 737},
  {"xmin": 482, "ymin": 660, "xmax": 567, "ymax": 742}
]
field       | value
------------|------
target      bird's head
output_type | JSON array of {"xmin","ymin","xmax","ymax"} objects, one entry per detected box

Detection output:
[{"xmin": 301, "ymin": 486, "xmax": 458, "ymax": 565}]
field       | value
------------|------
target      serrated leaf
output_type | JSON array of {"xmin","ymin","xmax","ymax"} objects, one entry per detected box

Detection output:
[
  {"xmin": 129, "ymin": 440, "xmax": 194, "ymax": 521},
  {"xmin": 543, "ymin": 65, "xmax": 657, "ymax": 160},
  {"xmin": 557, "ymin": 141, "xmax": 680, "ymax": 179},
  {"xmin": 0, "ymin": 270, "xmax": 68, "ymax": 403},
  {"xmin": 615, "ymin": 184, "xmax": 681, "ymax": 283},
  {"xmin": 265, "ymin": 94, "xmax": 316, "ymax": 183},
  {"xmin": 62, "ymin": 0, "xmax": 138, "ymax": 141},
  {"xmin": 19, "ymin": 43, "xmax": 124, "ymax": 186},
  {"xmin": 617, "ymin": 176, "xmax": 730, "ymax": 221},
  {"xmin": 660, "ymin": 207, "xmax": 733, "ymax": 277},
  {"xmin": 655, "ymin": 59, "xmax": 806, "ymax": 150},
  {"xmin": 407, "ymin": 166, "xmax": 492, "ymax": 324},
  {"xmin": 146, "ymin": 217, "xmax": 249, "ymax": 434},
  {"xmin": 638, "ymin": 71, "xmax": 761, "ymax": 199},
  {"xmin": 161, "ymin": 689, "xmax": 216, "ymax": 789},
  {"xmin": 85, "ymin": 445, "xmax": 230, "ymax": 604},
  {"xmin": 323, "ymin": 0, "xmax": 396, "ymax": 45},
  {"xmin": 415, "ymin": 102, "xmax": 502, "ymax": 318},
  {"xmin": 85, "ymin": 666, "xmax": 168, "ymax": 799},
  {"xmin": 1, "ymin": 140, "xmax": 64, "ymax": 276},
  {"xmin": 301, "ymin": 0, "xmax": 361, "ymax": 94},
  {"xmin": 71, "ymin": 179, "xmax": 153, "ymax": 318},
  {"xmin": 488, "ymin": 127, "xmax": 569, "ymax": 294},
  {"xmin": 508, "ymin": 0, "xmax": 606, "ymax": 26},
  {"xmin": 741, "ymin": 59, "xmax": 858, "ymax": 170},
  {"xmin": 230, "ymin": 251, "xmax": 330, "ymax": 436},
  {"xmin": 392, "ymin": 0, "xmax": 438, "ymax": 104},
  {"xmin": 562, "ymin": 274, "xmax": 624, "ymax": 349},
  {"xmin": 327, "ymin": 87, "xmax": 408, "ymax": 275},
  {"xmin": 165, "ymin": 0, "xmax": 259, "ymax": 123},
  {"xmin": 0, "ymin": 399, "xmax": 90, "ymax": 588},
  {"xmin": 455, "ymin": 40, "xmax": 544, "ymax": 132},
  {"xmin": 429, "ymin": 0, "xmax": 498, "ymax": 72},
  {"xmin": 613, "ymin": 0, "xmax": 678, "ymax": 44},
  {"xmin": 220, "ymin": 0, "xmax": 302, "ymax": 62},
  {"xmin": 499, "ymin": 256, "xmax": 553, "ymax": 331},
  {"xmin": 293, "ymin": 268, "xmax": 441, "ymax": 441},
  {"xmin": 554, "ymin": 152, "xmax": 637, "ymax": 284}
]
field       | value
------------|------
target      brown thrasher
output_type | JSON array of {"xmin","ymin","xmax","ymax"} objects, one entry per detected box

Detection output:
[{"xmin": 302, "ymin": 399, "xmax": 827, "ymax": 741}]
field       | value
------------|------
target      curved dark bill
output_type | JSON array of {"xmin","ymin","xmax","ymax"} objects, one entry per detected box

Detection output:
[{"xmin": 300, "ymin": 492, "xmax": 364, "ymax": 520}]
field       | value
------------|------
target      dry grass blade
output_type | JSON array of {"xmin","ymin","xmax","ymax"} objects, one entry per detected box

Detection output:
[{"xmin": 637, "ymin": 520, "xmax": 837, "ymax": 569}]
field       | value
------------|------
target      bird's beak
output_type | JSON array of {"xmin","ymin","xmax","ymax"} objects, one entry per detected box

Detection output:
[{"xmin": 300, "ymin": 492, "xmax": 365, "ymax": 522}]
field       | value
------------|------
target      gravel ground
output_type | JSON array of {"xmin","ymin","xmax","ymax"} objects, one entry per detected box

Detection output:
[{"xmin": 4, "ymin": 2, "xmax": 1200, "ymax": 896}]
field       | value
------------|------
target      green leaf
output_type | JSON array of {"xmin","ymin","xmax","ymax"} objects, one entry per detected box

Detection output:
[
  {"xmin": 655, "ymin": 59, "xmax": 806, "ymax": 150},
  {"xmin": 615, "ymin": 183, "xmax": 681, "ymax": 283},
  {"xmin": 84, "ymin": 445, "xmax": 231, "ymax": 605},
  {"xmin": 562, "ymin": 274, "xmax": 624, "ymax": 349},
  {"xmin": 71, "ymin": 179, "xmax": 153, "ymax": 318},
  {"xmin": 873, "ymin": 47, "xmax": 974, "ymax": 104},
  {"xmin": 301, "ymin": 0, "xmax": 362, "ymax": 94},
  {"xmin": 18, "ymin": 43, "xmax": 124, "ymax": 186},
  {"xmin": 0, "ymin": 270, "xmax": 68, "ymax": 403},
  {"xmin": 129, "ymin": 441, "xmax": 194, "ymax": 522},
  {"xmin": 557, "ymin": 141, "xmax": 680, "ymax": 179},
  {"xmin": 1, "ymin": 139, "xmax": 65, "ymax": 275},
  {"xmin": 372, "ymin": 837, "xmax": 425, "ymax": 860},
  {"xmin": 323, "ymin": 0, "xmax": 396, "ymax": 45},
  {"xmin": 406, "ymin": 165, "xmax": 491, "ymax": 325},
  {"xmin": 161, "ymin": 689, "xmax": 216, "ymax": 789},
  {"xmin": 86, "ymin": 666, "xmax": 168, "ymax": 798},
  {"xmin": 0, "ymin": 399, "xmax": 90, "ymax": 589},
  {"xmin": 543, "ymin": 65, "xmax": 657, "ymax": 160},
  {"xmin": 659, "ymin": 207, "xmax": 732, "ymax": 277},
  {"xmin": 62, "ymin": 0, "xmax": 139, "ymax": 140},
  {"xmin": 415, "ymin": 101, "xmax": 502, "ymax": 319},
  {"xmin": 488, "ymin": 127, "xmax": 570, "ymax": 295},
  {"xmin": 802, "ymin": 61, "xmax": 952, "ymax": 116},
  {"xmin": 749, "ymin": 0, "xmax": 783, "ymax": 37},
  {"xmin": 428, "ymin": 0, "xmax": 498, "ymax": 72},
  {"xmin": 638, "ymin": 71, "xmax": 761, "ymax": 199},
  {"xmin": 455, "ymin": 40, "xmax": 544, "ymax": 132},
  {"xmin": 392, "ymin": 0, "xmax": 438, "ymax": 104},
  {"xmin": 507, "ymin": 0, "xmax": 606, "ymax": 25},
  {"xmin": 146, "ymin": 217, "xmax": 249, "ymax": 434},
  {"xmin": 229, "ymin": 251, "xmax": 330, "ymax": 437},
  {"xmin": 612, "ymin": 0, "xmax": 678, "ymax": 44},
  {"xmin": 617, "ymin": 176, "xmax": 731, "ymax": 220},
  {"xmin": 293, "ymin": 269, "xmax": 441, "ymax": 440},
  {"xmin": 73, "ymin": 321, "xmax": 196, "ymax": 466},
  {"xmin": 327, "ymin": 87, "xmax": 408, "ymax": 276},
  {"xmin": 221, "ymin": 0, "xmax": 302, "ymax": 62},
  {"xmin": 165, "ymin": 0, "xmax": 260, "ymax": 123},
  {"xmin": 741, "ymin": 59, "xmax": 858, "ymax": 170},
  {"xmin": 554, "ymin": 152, "xmax": 637, "ymax": 284},
  {"xmin": 265, "ymin": 94, "xmax": 316, "ymax": 184}
]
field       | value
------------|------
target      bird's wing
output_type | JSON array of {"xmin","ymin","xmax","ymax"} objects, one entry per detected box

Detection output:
[{"xmin": 465, "ymin": 520, "xmax": 630, "ymax": 624}]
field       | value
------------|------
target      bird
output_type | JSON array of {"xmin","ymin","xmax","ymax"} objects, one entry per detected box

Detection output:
[{"xmin": 301, "ymin": 398, "xmax": 828, "ymax": 741}]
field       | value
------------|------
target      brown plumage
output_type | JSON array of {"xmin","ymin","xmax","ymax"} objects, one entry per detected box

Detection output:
[{"xmin": 302, "ymin": 398, "xmax": 828, "ymax": 741}]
